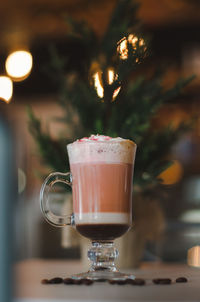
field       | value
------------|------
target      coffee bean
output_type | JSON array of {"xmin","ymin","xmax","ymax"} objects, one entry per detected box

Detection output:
[
  {"xmin": 81, "ymin": 279, "xmax": 93, "ymax": 285},
  {"xmin": 159, "ymin": 279, "xmax": 171, "ymax": 285},
  {"xmin": 73, "ymin": 279, "xmax": 82, "ymax": 285},
  {"xmin": 41, "ymin": 279, "xmax": 50, "ymax": 284},
  {"xmin": 63, "ymin": 278, "xmax": 74, "ymax": 285},
  {"xmin": 116, "ymin": 280, "xmax": 127, "ymax": 285},
  {"xmin": 109, "ymin": 279, "xmax": 117, "ymax": 284},
  {"xmin": 49, "ymin": 277, "xmax": 63, "ymax": 284},
  {"xmin": 153, "ymin": 278, "xmax": 160, "ymax": 284},
  {"xmin": 126, "ymin": 278, "xmax": 135, "ymax": 285},
  {"xmin": 133, "ymin": 278, "xmax": 146, "ymax": 286},
  {"xmin": 176, "ymin": 277, "xmax": 188, "ymax": 283},
  {"xmin": 153, "ymin": 278, "xmax": 171, "ymax": 285}
]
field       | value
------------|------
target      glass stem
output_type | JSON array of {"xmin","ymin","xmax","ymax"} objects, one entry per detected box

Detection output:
[{"xmin": 87, "ymin": 241, "xmax": 119, "ymax": 272}]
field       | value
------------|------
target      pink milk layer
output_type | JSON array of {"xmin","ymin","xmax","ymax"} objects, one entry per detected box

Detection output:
[{"xmin": 67, "ymin": 135, "xmax": 136, "ymax": 225}]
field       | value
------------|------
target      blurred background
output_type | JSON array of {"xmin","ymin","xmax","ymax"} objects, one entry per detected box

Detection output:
[{"xmin": 0, "ymin": 0, "xmax": 200, "ymax": 267}]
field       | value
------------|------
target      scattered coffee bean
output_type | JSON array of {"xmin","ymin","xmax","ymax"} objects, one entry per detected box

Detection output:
[
  {"xmin": 109, "ymin": 279, "xmax": 117, "ymax": 284},
  {"xmin": 41, "ymin": 279, "xmax": 50, "ymax": 284},
  {"xmin": 42, "ymin": 275, "xmax": 188, "ymax": 287},
  {"xmin": 63, "ymin": 278, "xmax": 74, "ymax": 285},
  {"xmin": 159, "ymin": 279, "xmax": 171, "ymax": 285},
  {"xmin": 133, "ymin": 278, "xmax": 146, "ymax": 286},
  {"xmin": 108, "ymin": 278, "xmax": 145, "ymax": 285},
  {"xmin": 126, "ymin": 278, "xmax": 135, "ymax": 285},
  {"xmin": 116, "ymin": 280, "xmax": 127, "ymax": 285},
  {"xmin": 153, "ymin": 278, "xmax": 171, "ymax": 285},
  {"xmin": 176, "ymin": 277, "xmax": 188, "ymax": 283},
  {"xmin": 73, "ymin": 279, "xmax": 82, "ymax": 285},
  {"xmin": 49, "ymin": 277, "xmax": 63, "ymax": 284},
  {"xmin": 81, "ymin": 279, "xmax": 94, "ymax": 285},
  {"xmin": 153, "ymin": 278, "xmax": 160, "ymax": 284}
]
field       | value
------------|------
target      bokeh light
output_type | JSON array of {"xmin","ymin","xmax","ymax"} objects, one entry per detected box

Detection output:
[
  {"xmin": 0, "ymin": 76, "xmax": 13, "ymax": 103},
  {"xmin": 93, "ymin": 68, "xmax": 120, "ymax": 101},
  {"xmin": 117, "ymin": 34, "xmax": 146, "ymax": 61},
  {"xmin": 158, "ymin": 160, "xmax": 183, "ymax": 185},
  {"xmin": 93, "ymin": 71, "xmax": 104, "ymax": 98},
  {"xmin": 5, "ymin": 50, "xmax": 33, "ymax": 81},
  {"xmin": 188, "ymin": 246, "xmax": 200, "ymax": 267}
]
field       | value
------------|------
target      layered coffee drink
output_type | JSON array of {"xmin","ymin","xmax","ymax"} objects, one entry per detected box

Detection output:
[
  {"xmin": 67, "ymin": 135, "xmax": 136, "ymax": 241},
  {"xmin": 40, "ymin": 134, "xmax": 137, "ymax": 279}
]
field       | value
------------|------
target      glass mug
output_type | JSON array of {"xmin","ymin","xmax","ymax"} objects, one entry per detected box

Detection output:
[{"xmin": 40, "ymin": 136, "xmax": 137, "ymax": 280}]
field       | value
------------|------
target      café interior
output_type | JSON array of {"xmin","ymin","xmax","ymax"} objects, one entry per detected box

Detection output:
[{"xmin": 0, "ymin": 0, "xmax": 200, "ymax": 301}]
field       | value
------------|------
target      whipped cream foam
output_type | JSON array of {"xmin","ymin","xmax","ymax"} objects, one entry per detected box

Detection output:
[
  {"xmin": 67, "ymin": 134, "xmax": 136, "ymax": 164},
  {"xmin": 78, "ymin": 135, "xmax": 112, "ymax": 142},
  {"xmin": 75, "ymin": 212, "xmax": 131, "ymax": 224}
]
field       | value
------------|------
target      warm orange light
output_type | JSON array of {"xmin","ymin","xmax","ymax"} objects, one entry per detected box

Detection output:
[
  {"xmin": 0, "ymin": 76, "xmax": 13, "ymax": 103},
  {"xmin": 93, "ymin": 71, "xmax": 104, "ymax": 98},
  {"xmin": 188, "ymin": 246, "xmax": 200, "ymax": 267},
  {"xmin": 93, "ymin": 68, "xmax": 120, "ymax": 101},
  {"xmin": 5, "ymin": 50, "xmax": 33, "ymax": 81},
  {"xmin": 113, "ymin": 87, "xmax": 121, "ymax": 101},
  {"xmin": 108, "ymin": 69, "xmax": 115, "ymax": 85},
  {"xmin": 117, "ymin": 34, "xmax": 146, "ymax": 60},
  {"xmin": 158, "ymin": 160, "xmax": 183, "ymax": 185}
]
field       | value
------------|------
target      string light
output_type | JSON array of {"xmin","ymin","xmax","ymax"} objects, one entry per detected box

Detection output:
[
  {"xmin": 0, "ymin": 76, "xmax": 13, "ymax": 103},
  {"xmin": 108, "ymin": 69, "xmax": 115, "ymax": 85},
  {"xmin": 113, "ymin": 86, "xmax": 121, "ymax": 100},
  {"xmin": 93, "ymin": 71, "xmax": 104, "ymax": 98},
  {"xmin": 5, "ymin": 50, "xmax": 33, "ymax": 81},
  {"xmin": 93, "ymin": 68, "xmax": 120, "ymax": 101},
  {"xmin": 117, "ymin": 34, "xmax": 146, "ymax": 60}
]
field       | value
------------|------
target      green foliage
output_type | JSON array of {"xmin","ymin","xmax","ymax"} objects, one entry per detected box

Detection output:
[
  {"xmin": 28, "ymin": 0, "xmax": 194, "ymax": 189},
  {"xmin": 27, "ymin": 106, "xmax": 70, "ymax": 173}
]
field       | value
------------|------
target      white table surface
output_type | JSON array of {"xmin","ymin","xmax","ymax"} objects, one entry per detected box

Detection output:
[{"xmin": 14, "ymin": 259, "xmax": 200, "ymax": 302}]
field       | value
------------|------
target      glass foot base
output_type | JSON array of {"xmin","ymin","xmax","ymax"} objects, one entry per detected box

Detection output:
[
  {"xmin": 72, "ymin": 241, "xmax": 135, "ymax": 281},
  {"xmin": 71, "ymin": 270, "xmax": 135, "ymax": 281}
]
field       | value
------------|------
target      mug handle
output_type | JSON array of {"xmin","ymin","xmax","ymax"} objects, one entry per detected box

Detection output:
[{"xmin": 40, "ymin": 172, "xmax": 74, "ymax": 227}]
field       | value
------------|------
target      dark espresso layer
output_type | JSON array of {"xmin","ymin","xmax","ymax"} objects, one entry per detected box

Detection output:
[{"xmin": 76, "ymin": 224, "xmax": 130, "ymax": 241}]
